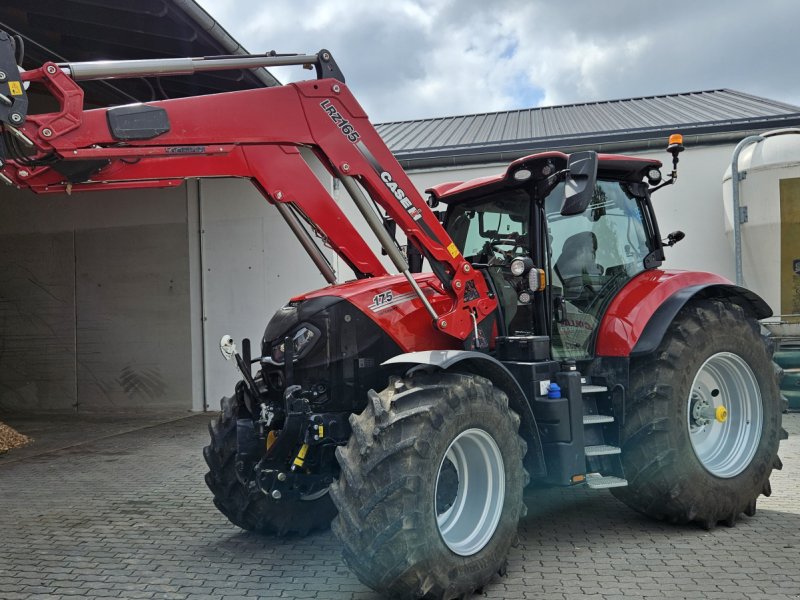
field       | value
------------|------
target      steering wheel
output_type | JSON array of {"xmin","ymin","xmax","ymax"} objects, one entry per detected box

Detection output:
[{"xmin": 488, "ymin": 233, "xmax": 527, "ymax": 264}]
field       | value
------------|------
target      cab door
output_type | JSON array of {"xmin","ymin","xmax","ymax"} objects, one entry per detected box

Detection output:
[{"xmin": 546, "ymin": 181, "xmax": 657, "ymax": 360}]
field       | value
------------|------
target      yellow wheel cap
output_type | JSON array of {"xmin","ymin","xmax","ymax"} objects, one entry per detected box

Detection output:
[{"xmin": 715, "ymin": 405, "xmax": 729, "ymax": 423}]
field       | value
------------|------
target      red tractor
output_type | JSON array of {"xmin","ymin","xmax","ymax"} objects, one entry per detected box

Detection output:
[{"xmin": 0, "ymin": 31, "xmax": 785, "ymax": 599}]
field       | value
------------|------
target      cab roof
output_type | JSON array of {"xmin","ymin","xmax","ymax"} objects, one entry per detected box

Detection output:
[{"xmin": 427, "ymin": 152, "xmax": 661, "ymax": 203}]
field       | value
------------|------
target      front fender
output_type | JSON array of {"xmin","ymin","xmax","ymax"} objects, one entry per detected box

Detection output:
[
  {"xmin": 383, "ymin": 350, "xmax": 546, "ymax": 477},
  {"xmin": 596, "ymin": 269, "xmax": 772, "ymax": 357}
]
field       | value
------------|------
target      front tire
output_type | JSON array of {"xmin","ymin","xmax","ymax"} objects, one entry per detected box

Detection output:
[
  {"xmin": 330, "ymin": 372, "xmax": 527, "ymax": 599},
  {"xmin": 203, "ymin": 393, "xmax": 337, "ymax": 536},
  {"xmin": 612, "ymin": 298, "xmax": 785, "ymax": 528}
]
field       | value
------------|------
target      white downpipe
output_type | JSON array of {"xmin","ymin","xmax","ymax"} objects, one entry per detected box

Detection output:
[{"xmin": 730, "ymin": 135, "xmax": 763, "ymax": 286}]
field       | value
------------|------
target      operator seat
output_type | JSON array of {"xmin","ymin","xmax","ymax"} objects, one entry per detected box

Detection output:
[{"xmin": 554, "ymin": 231, "xmax": 604, "ymax": 303}]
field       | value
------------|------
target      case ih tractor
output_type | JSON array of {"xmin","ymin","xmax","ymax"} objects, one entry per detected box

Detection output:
[{"xmin": 0, "ymin": 31, "xmax": 786, "ymax": 599}]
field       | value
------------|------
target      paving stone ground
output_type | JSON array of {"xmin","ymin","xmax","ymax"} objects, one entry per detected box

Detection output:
[{"xmin": 1, "ymin": 412, "xmax": 799, "ymax": 600}]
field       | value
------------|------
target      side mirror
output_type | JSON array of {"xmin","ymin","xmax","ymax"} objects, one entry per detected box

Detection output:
[{"xmin": 560, "ymin": 151, "xmax": 598, "ymax": 216}]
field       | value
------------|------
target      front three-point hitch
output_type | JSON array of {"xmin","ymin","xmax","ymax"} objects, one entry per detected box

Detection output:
[{"xmin": 219, "ymin": 335, "xmax": 346, "ymax": 503}]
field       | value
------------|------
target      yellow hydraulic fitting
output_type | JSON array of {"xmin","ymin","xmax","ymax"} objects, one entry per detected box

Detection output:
[
  {"xmin": 293, "ymin": 443, "xmax": 309, "ymax": 468},
  {"xmin": 715, "ymin": 405, "xmax": 729, "ymax": 423}
]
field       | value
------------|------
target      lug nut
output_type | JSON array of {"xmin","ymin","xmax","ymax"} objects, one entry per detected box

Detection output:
[
  {"xmin": 271, "ymin": 490, "xmax": 282, "ymax": 499},
  {"xmin": 41, "ymin": 128, "xmax": 53, "ymax": 138},
  {"xmin": 277, "ymin": 472, "xmax": 287, "ymax": 482},
  {"xmin": 462, "ymin": 264, "xmax": 471, "ymax": 273},
  {"xmin": 9, "ymin": 113, "xmax": 22, "ymax": 124},
  {"xmin": 341, "ymin": 163, "xmax": 350, "ymax": 172}
]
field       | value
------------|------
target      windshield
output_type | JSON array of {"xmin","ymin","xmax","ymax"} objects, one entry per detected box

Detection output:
[
  {"xmin": 547, "ymin": 180, "xmax": 654, "ymax": 359},
  {"xmin": 446, "ymin": 189, "xmax": 532, "ymax": 333},
  {"xmin": 446, "ymin": 189, "xmax": 529, "ymax": 264}
]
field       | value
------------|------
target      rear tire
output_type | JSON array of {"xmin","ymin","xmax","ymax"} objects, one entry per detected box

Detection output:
[
  {"xmin": 204, "ymin": 394, "xmax": 336, "ymax": 535},
  {"xmin": 330, "ymin": 372, "xmax": 527, "ymax": 599},
  {"xmin": 612, "ymin": 299, "xmax": 785, "ymax": 528}
]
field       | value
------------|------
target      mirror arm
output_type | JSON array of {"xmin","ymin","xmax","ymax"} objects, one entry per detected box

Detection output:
[
  {"xmin": 536, "ymin": 168, "xmax": 569, "ymax": 199},
  {"xmin": 649, "ymin": 176, "xmax": 676, "ymax": 194}
]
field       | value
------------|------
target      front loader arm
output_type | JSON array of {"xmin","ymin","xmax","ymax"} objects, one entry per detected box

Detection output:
[{"xmin": 0, "ymin": 42, "xmax": 495, "ymax": 342}]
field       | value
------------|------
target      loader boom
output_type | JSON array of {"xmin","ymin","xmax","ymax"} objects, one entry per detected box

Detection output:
[{"xmin": 0, "ymin": 38, "xmax": 494, "ymax": 341}]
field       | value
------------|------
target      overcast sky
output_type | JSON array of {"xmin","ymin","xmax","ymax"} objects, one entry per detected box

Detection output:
[{"xmin": 197, "ymin": 0, "xmax": 800, "ymax": 123}]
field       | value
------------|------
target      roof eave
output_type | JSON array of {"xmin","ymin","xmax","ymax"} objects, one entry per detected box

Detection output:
[
  {"xmin": 393, "ymin": 114, "xmax": 800, "ymax": 171},
  {"xmin": 171, "ymin": 0, "xmax": 280, "ymax": 87}
]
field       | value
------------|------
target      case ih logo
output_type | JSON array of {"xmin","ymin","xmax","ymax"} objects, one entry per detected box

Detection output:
[
  {"xmin": 320, "ymin": 99, "xmax": 360, "ymax": 143},
  {"xmin": 321, "ymin": 101, "xmax": 426, "ymax": 226},
  {"xmin": 380, "ymin": 171, "xmax": 423, "ymax": 221}
]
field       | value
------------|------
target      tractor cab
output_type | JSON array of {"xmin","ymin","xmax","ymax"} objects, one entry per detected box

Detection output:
[{"xmin": 434, "ymin": 152, "xmax": 666, "ymax": 360}]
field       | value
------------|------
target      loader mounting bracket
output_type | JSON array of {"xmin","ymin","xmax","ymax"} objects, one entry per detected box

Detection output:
[
  {"xmin": 0, "ymin": 31, "xmax": 27, "ymax": 127},
  {"xmin": 314, "ymin": 49, "xmax": 345, "ymax": 83}
]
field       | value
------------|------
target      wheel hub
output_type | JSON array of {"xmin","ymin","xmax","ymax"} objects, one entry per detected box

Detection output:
[
  {"xmin": 690, "ymin": 395, "xmax": 729, "ymax": 428},
  {"xmin": 436, "ymin": 459, "xmax": 459, "ymax": 515},
  {"xmin": 686, "ymin": 352, "xmax": 763, "ymax": 478}
]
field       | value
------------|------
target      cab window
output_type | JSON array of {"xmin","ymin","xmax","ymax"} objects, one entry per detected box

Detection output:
[{"xmin": 547, "ymin": 181, "xmax": 654, "ymax": 359}]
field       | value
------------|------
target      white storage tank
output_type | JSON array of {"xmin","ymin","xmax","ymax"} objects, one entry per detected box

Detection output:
[{"xmin": 722, "ymin": 129, "xmax": 800, "ymax": 315}]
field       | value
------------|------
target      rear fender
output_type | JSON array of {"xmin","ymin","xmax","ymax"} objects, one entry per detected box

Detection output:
[
  {"xmin": 383, "ymin": 351, "xmax": 546, "ymax": 477},
  {"xmin": 596, "ymin": 270, "xmax": 772, "ymax": 357}
]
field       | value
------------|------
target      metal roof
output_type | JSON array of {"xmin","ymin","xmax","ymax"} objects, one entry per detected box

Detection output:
[
  {"xmin": 0, "ymin": 0, "xmax": 276, "ymax": 108},
  {"xmin": 375, "ymin": 89, "xmax": 800, "ymax": 169}
]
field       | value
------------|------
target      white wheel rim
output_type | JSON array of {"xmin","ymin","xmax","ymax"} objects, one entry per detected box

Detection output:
[
  {"xmin": 687, "ymin": 352, "xmax": 763, "ymax": 478},
  {"xmin": 434, "ymin": 428, "xmax": 505, "ymax": 556}
]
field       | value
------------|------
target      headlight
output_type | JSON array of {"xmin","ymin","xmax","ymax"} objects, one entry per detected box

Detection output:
[
  {"xmin": 271, "ymin": 325, "xmax": 320, "ymax": 364},
  {"xmin": 510, "ymin": 256, "xmax": 533, "ymax": 277}
]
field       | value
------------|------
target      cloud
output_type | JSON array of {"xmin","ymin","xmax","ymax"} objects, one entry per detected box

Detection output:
[{"xmin": 198, "ymin": 0, "xmax": 800, "ymax": 122}]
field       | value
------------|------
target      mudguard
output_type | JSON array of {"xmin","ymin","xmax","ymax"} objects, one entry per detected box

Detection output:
[
  {"xmin": 596, "ymin": 270, "xmax": 772, "ymax": 357},
  {"xmin": 383, "ymin": 350, "xmax": 547, "ymax": 477}
]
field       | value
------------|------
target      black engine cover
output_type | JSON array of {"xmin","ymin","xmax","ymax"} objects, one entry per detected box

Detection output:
[{"xmin": 261, "ymin": 296, "xmax": 402, "ymax": 412}]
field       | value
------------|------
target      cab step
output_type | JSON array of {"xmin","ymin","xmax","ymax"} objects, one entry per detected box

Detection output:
[
  {"xmin": 585, "ymin": 444, "xmax": 621, "ymax": 456},
  {"xmin": 583, "ymin": 414, "xmax": 614, "ymax": 425},
  {"xmin": 585, "ymin": 474, "xmax": 628, "ymax": 489},
  {"xmin": 582, "ymin": 384, "xmax": 608, "ymax": 394}
]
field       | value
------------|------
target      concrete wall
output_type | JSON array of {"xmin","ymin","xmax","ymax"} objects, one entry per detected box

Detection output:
[
  {"xmin": 198, "ymin": 177, "xmax": 329, "ymax": 406},
  {"xmin": 0, "ymin": 185, "xmax": 193, "ymax": 413},
  {"xmin": 0, "ymin": 231, "xmax": 76, "ymax": 412}
]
